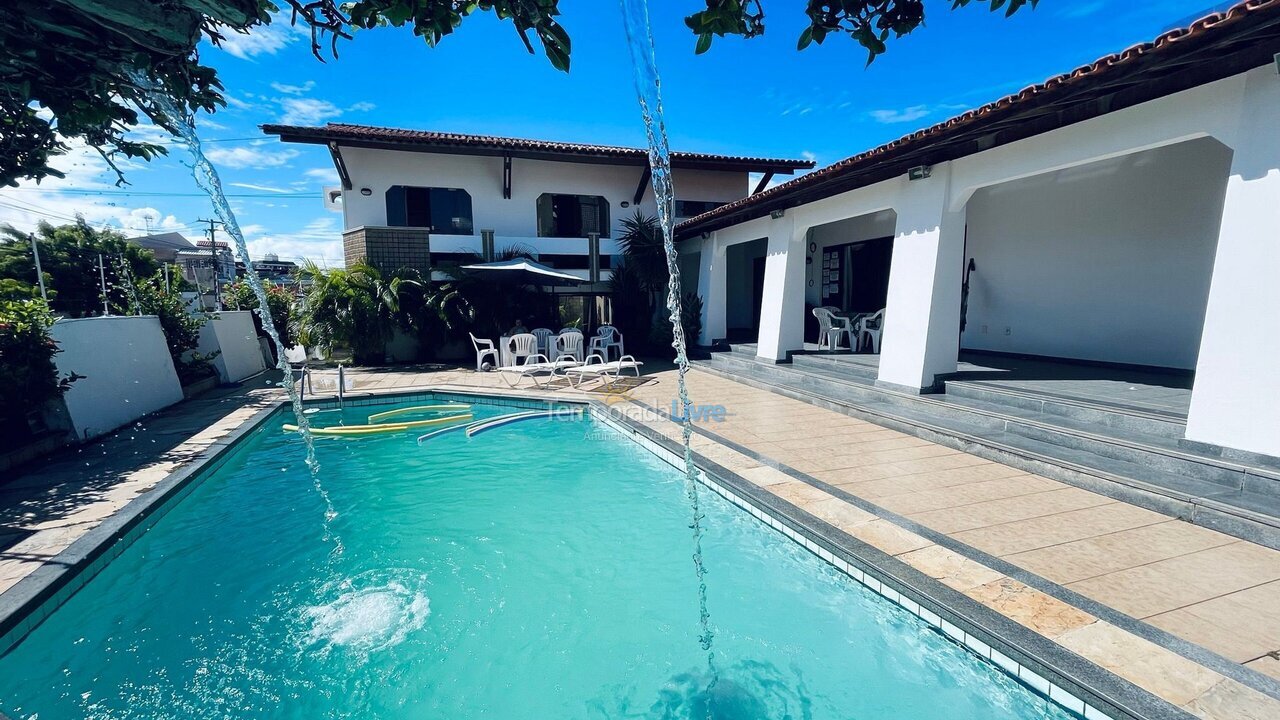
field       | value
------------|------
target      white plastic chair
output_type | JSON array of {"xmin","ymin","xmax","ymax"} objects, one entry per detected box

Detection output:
[
  {"xmin": 589, "ymin": 325, "xmax": 625, "ymax": 361},
  {"xmin": 555, "ymin": 330, "xmax": 585, "ymax": 363},
  {"xmin": 531, "ymin": 327, "xmax": 555, "ymax": 358},
  {"xmin": 813, "ymin": 308, "xmax": 852, "ymax": 351},
  {"xmin": 284, "ymin": 345, "xmax": 314, "ymax": 394},
  {"xmin": 469, "ymin": 332, "xmax": 498, "ymax": 371},
  {"xmin": 508, "ymin": 333, "xmax": 542, "ymax": 366},
  {"xmin": 858, "ymin": 309, "xmax": 885, "ymax": 353}
]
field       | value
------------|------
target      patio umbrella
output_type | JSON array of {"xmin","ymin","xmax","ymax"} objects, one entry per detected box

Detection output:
[{"xmin": 460, "ymin": 258, "xmax": 584, "ymax": 286}]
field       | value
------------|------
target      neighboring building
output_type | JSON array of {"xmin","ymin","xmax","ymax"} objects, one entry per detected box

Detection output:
[
  {"xmin": 676, "ymin": 1, "xmax": 1280, "ymax": 459},
  {"xmin": 128, "ymin": 231, "xmax": 197, "ymax": 263},
  {"xmin": 236, "ymin": 253, "xmax": 298, "ymax": 283},
  {"xmin": 175, "ymin": 240, "xmax": 235, "ymax": 290},
  {"xmin": 261, "ymin": 123, "xmax": 813, "ymax": 280}
]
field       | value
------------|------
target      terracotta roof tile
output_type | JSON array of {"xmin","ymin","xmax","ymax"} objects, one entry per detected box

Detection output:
[
  {"xmin": 676, "ymin": 0, "xmax": 1280, "ymax": 235},
  {"xmin": 263, "ymin": 122, "xmax": 815, "ymax": 173}
]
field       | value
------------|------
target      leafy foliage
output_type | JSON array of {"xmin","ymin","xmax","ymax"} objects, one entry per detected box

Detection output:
[
  {"xmin": 688, "ymin": 0, "xmax": 1038, "ymax": 63},
  {"xmin": 126, "ymin": 272, "xmax": 216, "ymax": 383},
  {"xmin": 647, "ymin": 292, "xmax": 704, "ymax": 358},
  {"xmin": 0, "ymin": 0, "xmax": 569, "ymax": 187},
  {"xmin": 223, "ymin": 277, "xmax": 296, "ymax": 349},
  {"xmin": 5, "ymin": 0, "xmax": 1035, "ymax": 187},
  {"xmin": 295, "ymin": 260, "xmax": 419, "ymax": 365},
  {"xmin": 0, "ymin": 299, "xmax": 79, "ymax": 437},
  {"xmin": 0, "ymin": 220, "xmax": 159, "ymax": 317}
]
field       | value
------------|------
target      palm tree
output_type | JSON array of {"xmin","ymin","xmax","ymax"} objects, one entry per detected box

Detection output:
[{"xmin": 296, "ymin": 261, "xmax": 419, "ymax": 365}]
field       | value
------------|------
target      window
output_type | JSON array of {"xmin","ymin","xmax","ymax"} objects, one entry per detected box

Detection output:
[
  {"xmin": 537, "ymin": 194, "xmax": 610, "ymax": 238},
  {"xmin": 674, "ymin": 199, "xmax": 726, "ymax": 218},
  {"xmin": 385, "ymin": 186, "xmax": 473, "ymax": 234}
]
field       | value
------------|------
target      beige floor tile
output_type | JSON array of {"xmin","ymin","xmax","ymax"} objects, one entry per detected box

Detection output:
[
  {"xmin": 838, "ymin": 463, "xmax": 1034, "ymax": 499},
  {"xmin": 1005, "ymin": 520, "xmax": 1237, "ymax": 584},
  {"xmin": 874, "ymin": 475, "xmax": 1061, "ymax": 515},
  {"xmin": 964, "ymin": 577, "xmax": 1096, "ymax": 638},
  {"xmin": 822, "ymin": 444, "xmax": 959, "ymax": 470},
  {"xmin": 908, "ymin": 487, "xmax": 1114, "ymax": 534},
  {"xmin": 738, "ymin": 466, "xmax": 794, "ymax": 488},
  {"xmin": 950, "ymin": 501, "xmax": 1168, "ymax": 557},
  {"xmin": 842, "ymin": 519, "xmax": 933, "ymax": 556},
  {"xmin": 1244, "ymin": 655, "xmax": 1280, "ymax": 682},
  {"xmin": 1066, "ymin": 542, "xmax": 1280, "ymax": 619},
  {"xmin": 1182, "ymin": 678, "xmax": 1280, "ymax": 720},
  {"xmin": 899, "ymin": 545, "xmax": 1005, "ymax": 592},
  {"xmin": 768, "ymin": 480, "xmax": 837, "ymax": 508},
  {"xmin": 870, "ymin": 453, "xmax": 991, "ymax": 476},
  {"xmin": 1144, "ymin": 581, "xmax": 1280, "ymax": 662},
  {"xmin": 1056, "ymin": 621, "xmax": 1223, "ymax": 706},
  {"xmin": 802, "ymin": 497, "xmax": 876, "ymax": 530}
]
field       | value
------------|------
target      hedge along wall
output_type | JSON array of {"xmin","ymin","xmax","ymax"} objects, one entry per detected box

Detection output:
[{"xmin": 51, "ymin": 316, "xmax": 183, "ymax": 440}]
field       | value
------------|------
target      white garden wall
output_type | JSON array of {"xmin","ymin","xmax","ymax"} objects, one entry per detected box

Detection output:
[
  {"xmin": 196, "ymin": 311, "xmax": 267, "ymax": 384},
  {"xmin": 51, "ymin": 316, "xmax": 183, "ymax": 440},
  {"xmin": 961, "ymin": 138, "xmax": 1231, "ymax": 369}
]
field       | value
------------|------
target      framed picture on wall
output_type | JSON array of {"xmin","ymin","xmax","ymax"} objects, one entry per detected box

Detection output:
[
  {"xmin": 822, "ymin": 257, "xmax": 830, "ymax": 269},
  {"xmin": 830, "ymin": 255, "xmax": 840, "ymax": 269}
]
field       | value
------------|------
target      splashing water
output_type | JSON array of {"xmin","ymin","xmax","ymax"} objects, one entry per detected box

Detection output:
[
  {"xmin": 127, "ymin": 71, "xmax": 341, "ymax": 553},
  {"xmin": 619, "ymin": 0, "xmax": 718, "ymax": 696},
  {"xmin": 299, "ymin": 570, "xmax": 432, "ymax": 659}
]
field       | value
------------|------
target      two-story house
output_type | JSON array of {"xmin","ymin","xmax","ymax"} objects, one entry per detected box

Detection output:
[{"xmin": 261, "ymin": 123, "xmax": 813, "ymax": 282}]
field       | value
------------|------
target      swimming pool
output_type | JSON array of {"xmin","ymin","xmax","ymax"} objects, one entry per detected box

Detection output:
[{"xmin": 0, "ymin": 394, "xmax": 1079, "ymax": 719}]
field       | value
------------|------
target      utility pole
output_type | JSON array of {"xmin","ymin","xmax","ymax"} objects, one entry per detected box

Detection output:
[
  {"xmin": 198, "ymin": 218, "xmax": 224, "ymax": 309},
  {"xmin": 29, "ymin": 233, "xmax": 47, "ymax": 302}
]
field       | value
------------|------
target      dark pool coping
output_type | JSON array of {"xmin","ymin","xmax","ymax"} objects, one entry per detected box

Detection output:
[
  {"xmin": 594, "ymin": 402, "xmax": 1200, "ymax": 720},
  {"xmin": 622, "ymin": 397, "xmax": 1280, "ymax": 706},
  {"xmin": 0, "ymin": 386, "xmax": 1195, "ymax": 720}
]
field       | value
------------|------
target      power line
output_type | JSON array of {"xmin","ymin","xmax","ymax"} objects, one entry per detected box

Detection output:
[{"xmin": 6, "ymin": 188, "xmax": 322, "ymax": 199}]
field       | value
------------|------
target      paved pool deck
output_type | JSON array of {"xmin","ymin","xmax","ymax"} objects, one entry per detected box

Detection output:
[{"xmin": 2, "ymin": 363, "xmax": 1278, "ymax": 720}]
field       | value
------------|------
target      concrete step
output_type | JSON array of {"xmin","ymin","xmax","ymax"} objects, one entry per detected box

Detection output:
[
  {"xmin": 789, "ymin": 351, "xmax": 881, "ymax": 381},
  {"xmin": 943, "ymin": 379, "xmax": 1187, "ymax": 440},
  {"xmin": 694, "ymin": 353, "xmax": 1280, "ymax": 549}
]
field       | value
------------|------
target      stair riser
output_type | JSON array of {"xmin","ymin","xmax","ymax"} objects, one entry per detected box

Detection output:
[
  {"xmin": 945, "ymin": 382, "xmax": 1186, "ymax": 440},
  {"xmin": 789, "ymin": 354, "xmax": 880, "ymax": 380},
  {"xmin": 693, "ymin": 359, "xmax": 1280, "ymax": 549},
  {"xmin": 706, "ymin": 355, "xmax": 1279, "ymax": 499}
]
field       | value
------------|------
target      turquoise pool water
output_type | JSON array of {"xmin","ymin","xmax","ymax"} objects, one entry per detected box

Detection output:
[{"xmin": 0, "ymin": 396, "xmax": 1075, "ymax": 719}]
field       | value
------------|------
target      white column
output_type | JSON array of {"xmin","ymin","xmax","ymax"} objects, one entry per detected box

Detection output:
[
  {"xmin": 695, "ymin": 236, "xmax": 727, "ymax": 345},
  {"xmin": 755, "ymin": 215, "xmax": 806, "ymax": 362},
  {"xmin": 877, "ymin": 163, "xmax": 967, "ymax": 391},
  {"xmin": 1186, "ymin": 69, "xmax": 1280, "ymax": 457}
]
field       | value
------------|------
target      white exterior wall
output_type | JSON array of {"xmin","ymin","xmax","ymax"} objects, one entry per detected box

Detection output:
[
  {"xmin": 804, "ymin": 211, "xmax": 897, "ymax": 307},
  {"xmin": 338, "ymin": 147, "xmax": 748, "ymax": 261},
  {"xmin": 962, "ymin": 138, "xmax": 1231, "ymax": 369},
  {"xmin": 196, "ymin": 311, "xmax": 267, "ymax": 384},
  {"xmin": 51, "ymin": 316, "xmax": 184, "ymax": 440},
  {"xmin": 694, "ymin": 65, "xmax": 1280, "ymax": 456}
]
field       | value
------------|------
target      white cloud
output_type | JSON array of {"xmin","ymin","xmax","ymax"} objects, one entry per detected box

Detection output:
[
  {"xmin": 278, "ymin": 98, "xmax": 343, "ymax": 126},
  {"xmin": 215, "ymin": 21, "xmax": 299, "ymax": 60},
  {"xmin": 271, "ymin": 80, "xmax": 316, "ymax": 96},
  {"xmin": 245, "ymin": 217, "xmax": 343, "ymax": 265},
  {"xmin": 302, "ymin": 167, "xmax": 339, "ymax": 183},
  {"xmin": 0, "ymin": 141, "xmax": 189, "ymax": 237},
  {"xmin": 348, "ymin": 101, "xmax": 376, "ymax": 113},
  {"xmin": 204, "ymin": 146, "xmax": 299, "ymax": 169},
  {"xmin": 868, "ymin": 105, "xmax": 932, "ymax": 124},
  {"xmin": 229, "ymin": 182, "xmax": 292, "ymax": 193}
]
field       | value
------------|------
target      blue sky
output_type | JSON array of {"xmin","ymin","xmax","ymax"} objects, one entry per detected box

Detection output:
[{"xmin": 0, "ymin": 0, "xmax": 1223, "ymax": 265}]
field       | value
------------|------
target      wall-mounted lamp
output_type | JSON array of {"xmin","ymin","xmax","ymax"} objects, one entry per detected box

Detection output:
[
  {"xmin": 769, "ymin": 209, "xmax": 786, "ymax": 219},
  {"xmin": 359, "ymin": 187, "xmax": 373, "ymax": 196},
  {"xmin": 620, "ymin": 201, "xmax": 631, "ymax": 208},
  {"xmin": 907, "ymin": 165, "xmax": 932, "ymax": 181}
]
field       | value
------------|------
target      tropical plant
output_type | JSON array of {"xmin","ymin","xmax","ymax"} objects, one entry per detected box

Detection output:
[
  {"xmin": 0, "ymin": 220, "xmax": 159, "ymax": 317},
  {"xmin": 222, "ymin": 277, "xmax": 296, "ymax": 350},
  {"xmin": 0, "ymin": 298, "xmax": 80, "ymax": 437},
  {"xmin": 295, "ymin": 261, "xmax": 419, "ymax": 365},
  {"xmin": 647, "ymin": 291, "xmax": 704, "ymax": 358},
  {"xmin": 3, "ymin": 1, "xmax": 1036, "ymax": 187},
  {"xmin": 126, "ymin": 272, "xmax": 216, "ymax": 384},
  {"xmin": 617, "ymin": 211, "xmax": 668, "ymax": 293}
]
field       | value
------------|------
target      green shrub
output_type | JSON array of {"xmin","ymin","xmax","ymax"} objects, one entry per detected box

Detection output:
[
  {"xmin": 126, "ymin": 272, "xmax": 216, "ymax": 383},
  {"xmin": 0, "ymin": 299, "xmax": 78, "ymax": 436},
  {"xmin": 223, "ymin": 277, "xmax": 295, "ymax": 350}
]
